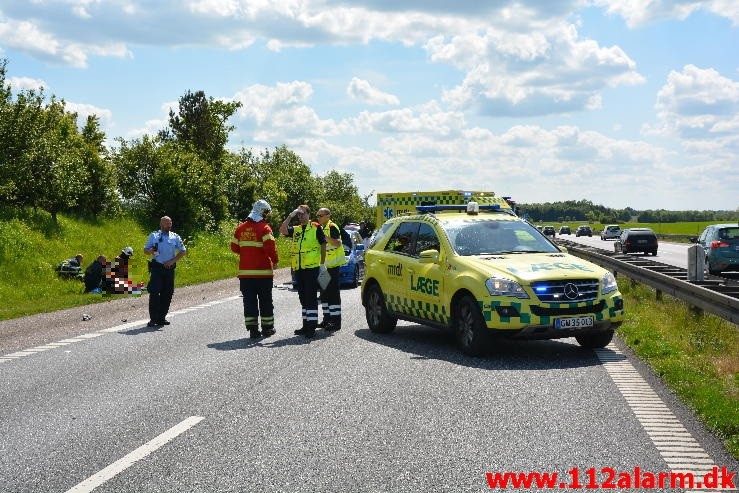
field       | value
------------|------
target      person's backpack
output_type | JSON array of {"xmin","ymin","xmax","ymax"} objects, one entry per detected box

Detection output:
[{"xmin": 55, "ymin": 260, "xmax": 82, "ymax": 280}]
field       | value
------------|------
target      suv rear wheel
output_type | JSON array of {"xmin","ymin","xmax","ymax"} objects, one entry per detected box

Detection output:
[
  {"xmin": 365, "ymin": 284, "xmax": 397, "ymax": 333},
  {"xmin": 455, "ymin": 296, "xmax": 489, "ymax": 356}
]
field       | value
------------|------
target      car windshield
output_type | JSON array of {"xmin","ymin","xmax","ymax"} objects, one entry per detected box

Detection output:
[{"xmin": 445, "ymin": 220, "xmax": 560, "ymax": 256}]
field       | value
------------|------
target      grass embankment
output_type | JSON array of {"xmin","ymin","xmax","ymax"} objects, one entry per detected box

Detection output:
[
  {"xmin": 0, "ymin": 210, "xmax": 291, "ymax": 320},
  {"xmin": 616, "ymin": 281, "xmax": 738, "ymax": 459},
  {"xmin": 1, "ymin": 212, "xmax": 737, "ymax": 458}
]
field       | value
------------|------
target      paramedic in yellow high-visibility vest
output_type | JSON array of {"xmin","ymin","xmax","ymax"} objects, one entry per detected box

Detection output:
[
  {"xmin": 316, "ymin": 208, "xmax": 347, "ymax": 331},
  {"xmin": 280, "ymin": 204, "xmax": 326, "ymax": 339}
]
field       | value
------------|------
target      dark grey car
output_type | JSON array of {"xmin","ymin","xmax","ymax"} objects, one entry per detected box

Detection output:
[{"xmin": 614, "ymin": 228, "xmax": 658, "ymax": 256}]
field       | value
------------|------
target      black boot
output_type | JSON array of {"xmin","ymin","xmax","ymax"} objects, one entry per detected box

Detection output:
[
  {"xmin": 248, "ymin": 325, "xmax": 261, "ymax": 339},
  {"xmin": 261, "ymin": 326, "xmax": 276, "ymax": 337}
]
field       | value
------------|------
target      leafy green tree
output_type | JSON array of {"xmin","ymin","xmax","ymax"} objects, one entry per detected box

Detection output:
[
  {"xmin": 250, "ymin": 145, "xmax": 322, "ymax": 225},
  {"xmin": 74, "ymin": 115, "xmax": 118, "ymax": 217},
  {"xmin": 161, "ymin": 90, "xmax": 242, "ymax": 167},
  {"xmin": 315, "ymin": 170, "xmax": 373, "ymax": 228},
  {"xmin": 222, "ymin": 148, "xmax": 259, "ymax": 221}
]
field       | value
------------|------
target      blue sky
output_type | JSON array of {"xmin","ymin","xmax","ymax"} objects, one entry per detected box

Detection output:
[{"xmin": 1, "ymin": 0, "xmax": 737, "ymax": 211}]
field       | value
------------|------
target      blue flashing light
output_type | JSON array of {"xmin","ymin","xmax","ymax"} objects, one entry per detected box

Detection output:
[
  {"xmin": 416, "ymin": 204, "xmax": 502, "ymax": 213},
  {"xmin": 535, "ymin": 286, "xmax": 548, "ymax": 293}
]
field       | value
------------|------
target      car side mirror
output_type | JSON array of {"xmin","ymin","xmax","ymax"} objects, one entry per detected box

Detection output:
[
  {"xmin": 419, "ymin": 249, "xmax": 439, "ymax": 263},
  {"xmin": 688, "ymin": 236, "xmax": 698, "ymax": 243}
]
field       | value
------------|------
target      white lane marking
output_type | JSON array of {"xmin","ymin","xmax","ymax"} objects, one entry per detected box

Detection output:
[
  {"xmin": 65, "ymin": 416, "xmax": 204, "ymax": 493},
  {"xmin": 596, "ymin": 345, "xmax": 734, "ymax": 492},
  {"xmin": 1, "ymin": 295, "xmax": 243, "ymax": 364}
]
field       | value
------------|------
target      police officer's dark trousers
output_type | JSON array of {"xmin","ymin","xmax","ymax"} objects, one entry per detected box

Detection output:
[
  {"xmin": 239, "ymin": 277, "xmax": 274, "ymax": 333},
  {"xmin": 148, "ymin": 262, "xmax": 175, "ymax": 324},
  {"xmin": 319, "ymin": 266, "xmax": 341, "ymax": 330},
  {"xmin": 295, "ymin": 267, "xmax": 319, "ymax": 331}
]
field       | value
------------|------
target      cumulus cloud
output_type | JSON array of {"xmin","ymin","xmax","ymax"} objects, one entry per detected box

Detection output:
[
  {"xmin": 6, "ymin": 76, "xmax": 47, "ymax": 91},
  {"xmin": 434, "ymin": 22, "xmax": 645, "ymax": 117},
  {"xmin": 592, "ymin": 0, "xmax": 739, "ymax": 27},
  {"xmin": 347, "ymin": 77, "xmax": 400, "ymax": 106},
  {"xmin": 64, "ymin": 101, "xmax": 113, "ymax": 125},
  {"xmin": 651, "ymin": 64, "xmax": 739, "ymax": 140},
  {"xmin": 232, "ymin": 81, "xmax": 340, "ymax": 140}
]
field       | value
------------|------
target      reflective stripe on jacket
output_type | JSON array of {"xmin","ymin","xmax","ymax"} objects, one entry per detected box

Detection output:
[
  {"xmin": 231, "ymin": 219, "xmax": 278, "ymax": 278},
  {"xmin": 323, "ymin": 220, "xmax": 347, "ymax": 268},
  {"xmin": 290, "ymin": 222, "xmax": 322, "ymax": 270}
]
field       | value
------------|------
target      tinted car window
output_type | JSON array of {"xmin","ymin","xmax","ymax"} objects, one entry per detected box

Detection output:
[
  {"xmin": 385, "ymin": 221, "xmax": 419, "ymax": 255},
  {"xmin": 415, "ymin": 223, "xmax": 440, "ymax": 254},
  {"xmin": 719, "ymin": 227, "xmax": 739, "ymax": 240}
]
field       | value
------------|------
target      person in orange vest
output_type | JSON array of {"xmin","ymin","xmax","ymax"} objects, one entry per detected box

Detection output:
[
  {"xmin": 280, "ymin": 204, "xmax": 326, "ymax": 339},
  {"xmin": 316, "ymin": 208, "xmax": 346, "ymax": 331},
  {"xmin": 231, "ymin": 199, "xmax": 279, "ymax": 339}
]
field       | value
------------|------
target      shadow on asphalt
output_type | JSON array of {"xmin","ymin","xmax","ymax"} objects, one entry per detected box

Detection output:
[
  {"xmin": 119, "ymin": 325, "xmax": 163, "ymax": 336},
  {"xmin": 353, "ymin": 324, "xmax": 626, "ymax": 371},
  {"xmin": 207, "ymin": 329, "xmax": 339, "ymax": 351}
]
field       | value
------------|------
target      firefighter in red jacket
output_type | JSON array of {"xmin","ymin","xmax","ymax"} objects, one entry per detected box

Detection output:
[{"xmin": 231, "ymin": 199, "xmax": 279, "ymax": 339}]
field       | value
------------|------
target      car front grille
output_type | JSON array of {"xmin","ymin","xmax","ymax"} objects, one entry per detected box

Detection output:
[
  {"xmin": 530, "ymin": 300, "xmax": 606, "ymax": 316},
  {"xmin": 530, "ymin": 279, "xmax": 600, "ymax": 303}
]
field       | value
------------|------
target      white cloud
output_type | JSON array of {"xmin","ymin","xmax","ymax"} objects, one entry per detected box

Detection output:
[
  {"xmin": 433, "ymin": 22, "xmax": 644, "ymax": 117},
  {"xmin": 232, "ymin": 81, "xmax": 340, "ymax": 140},
  {"xmin": 7, "ymin": 76, "xmax": 47, "ymax": 91},
  {"xmin": 347, "ymin": 77, "xmax": 400, "ymax": 106},
  {"xmin": 64, "ymin": 101, "xmax": 113, "ymax": 125},
  {"xmin": 593, "ymin": 0, "xmax": 739, "ymax": 27},
  {"xmin": 652, "ymin": 64, "xmax": 739, "ymax": 140}
]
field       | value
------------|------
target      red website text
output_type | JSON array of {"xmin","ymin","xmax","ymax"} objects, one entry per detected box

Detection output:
[{"xmin": 485, "ymin": 466, "xmax": 736, "ymax": 490}]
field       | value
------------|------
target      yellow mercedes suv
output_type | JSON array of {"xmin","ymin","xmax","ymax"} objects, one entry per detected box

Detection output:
[{"xmin": 361, "ymin": 203, "xmax": 624, "ymax": 355}]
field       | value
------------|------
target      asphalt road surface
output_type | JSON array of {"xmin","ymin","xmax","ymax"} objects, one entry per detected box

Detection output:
[{"xmin": 1, "ymin": 269, "xmax": 737, "ymax": 492}]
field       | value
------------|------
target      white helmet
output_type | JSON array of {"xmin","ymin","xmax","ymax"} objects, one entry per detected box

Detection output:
[
  {"xmin": 248, "ymin": 199, "xmax": 272, "ymax": 221},
  {"xmin": 121, "ymin": 246, "xmax": 134, "ymax": 256}
]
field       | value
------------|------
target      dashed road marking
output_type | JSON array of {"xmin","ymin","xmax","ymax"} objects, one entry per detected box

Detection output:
[{"xmin": 596, "ymin": 344, "xmax": 735, "ymax": 492}]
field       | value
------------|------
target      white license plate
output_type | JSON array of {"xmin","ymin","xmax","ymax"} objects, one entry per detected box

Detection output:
[{"xmin": 554, "ymin": 316, "xmax": 594, "ymax": 329}]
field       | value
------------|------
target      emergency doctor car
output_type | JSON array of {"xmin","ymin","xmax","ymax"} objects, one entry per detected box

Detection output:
[{"xmin": 361, "ymin": 201, "xmax": 624, "ymax": 356}]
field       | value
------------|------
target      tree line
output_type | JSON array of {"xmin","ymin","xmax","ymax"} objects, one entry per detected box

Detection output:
[
  {"xmin": 0, "ymin": 59, "xmax": 373, "ymax": 235},
  {"xmin": 517, "ymin": 200, "xmax": 736, "ymax": 224}
]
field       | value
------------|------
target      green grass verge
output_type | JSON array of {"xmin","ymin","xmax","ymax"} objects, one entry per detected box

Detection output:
[
  {"xmin": 616, "ymin": 280, "xmax": 739, "ymax": 459},
  {"xmin": 0, "ymin": 210, "xmax": 292, "ymax": 320}
]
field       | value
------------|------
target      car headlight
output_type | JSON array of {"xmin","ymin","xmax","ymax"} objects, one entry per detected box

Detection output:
[
  {"xmin": 601, "ymin": 271, "xmax": 618, "ymax": 295},
  {"xmin": 485, "ymin": 277, "xmax": 529, "ymax": 299}
]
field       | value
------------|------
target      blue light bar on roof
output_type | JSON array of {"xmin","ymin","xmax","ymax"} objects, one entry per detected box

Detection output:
[{"xmin": 416, "ymin": 204, "xmax": 501, "ymax": 213}]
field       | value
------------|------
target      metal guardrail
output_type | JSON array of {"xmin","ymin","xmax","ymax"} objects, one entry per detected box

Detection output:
[{"xmin": 557, "ymin": 241, "xmax": 739, "ymax": 325}]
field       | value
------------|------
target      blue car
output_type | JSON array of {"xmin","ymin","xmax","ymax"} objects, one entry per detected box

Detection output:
[
  {"xmin": 291, "ymin": 229, "xmax": 366, "ymax": 289},
  {"xmin": 694, "ymin": 224, "xmax": 739, "ymax": 275},
  {"xmin": 339, "ymin": 229, "xmax": 366, "ymax": 288}
]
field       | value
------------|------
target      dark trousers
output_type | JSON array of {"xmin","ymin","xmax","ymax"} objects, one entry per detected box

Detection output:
[
  {"xmin": 295, "ymin": 267, "xmax": 319, "ymax": 329},
  {"xmin": 148, "ymin": 263, "xmax": 175, "ymax": 323},
  {"xmin": 239, "ymin": 277, "xmax": 274, "ymax": 331},
  {"xmin": 319, "ymin": 266, "xmax": 341, "ymax": 328}
]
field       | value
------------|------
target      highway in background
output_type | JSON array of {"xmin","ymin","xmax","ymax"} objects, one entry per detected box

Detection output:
[{"xmin": 558, "ymin": 233, "xmax": 691, "ymax": 269}]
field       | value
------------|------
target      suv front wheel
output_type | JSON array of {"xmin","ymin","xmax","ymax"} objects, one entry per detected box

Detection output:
[
  {"xmin": 364, "ymin": 284, "xmax": 397, "ymax": 334},
  {"xmin": 455, "ymin": 296, "xmax": 489, "ymax": 356},
  {"xmin": 575, "ymin": 330, "xmax": 614, "ymax": 348}
]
